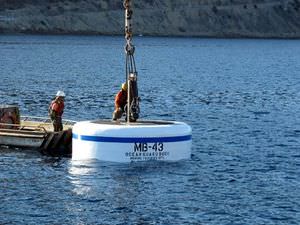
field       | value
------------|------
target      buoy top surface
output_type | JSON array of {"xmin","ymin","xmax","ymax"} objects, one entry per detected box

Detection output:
[
  {"xmin": 92, "ymin": 120, "xmax": 174, "ymax": 126},
  {"xmin": 73, "ymin": 120, "xmax": 192, "ymax": 138}
]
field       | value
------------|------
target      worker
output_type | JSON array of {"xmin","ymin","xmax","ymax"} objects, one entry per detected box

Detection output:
[
  {"xmin": 112, "ymin": 82, "xmax": 128, "ymax": 121},
  {"xmin": 49, "ymin": 91, "xmax": 65, "ymax": 131}
]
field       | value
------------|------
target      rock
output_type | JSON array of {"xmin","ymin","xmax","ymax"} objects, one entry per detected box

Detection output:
[{"xmin": 0, "ymin": 0, "xmax": 300, "ymax": 38}]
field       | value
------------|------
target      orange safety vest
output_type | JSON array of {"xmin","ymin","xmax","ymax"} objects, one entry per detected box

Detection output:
[
  {"xmin": 115, "ymin": 90, "xmax": 127, "ymax": 109},
  {"xmin": 50, "ymin": 99, "xmax": 64, "ymax": 117}
]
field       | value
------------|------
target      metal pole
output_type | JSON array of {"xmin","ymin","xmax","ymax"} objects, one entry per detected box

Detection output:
[{"xmin": 127, "ymin": 79, "xmax": 130, "ymax": 123}]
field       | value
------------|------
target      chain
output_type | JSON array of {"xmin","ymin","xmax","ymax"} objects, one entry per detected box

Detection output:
[{"xmin": 124, "ymin": 0, "xmax": 135, "ymax": 55}]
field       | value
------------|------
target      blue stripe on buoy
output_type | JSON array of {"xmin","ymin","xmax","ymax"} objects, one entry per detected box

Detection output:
[
  {"xmin": 72, "ymin": 133, "xmax": 78, "ymax": 139},
  {"xmin": 72, "ymin": 133, "xmax": 191, "ymax": 143}
]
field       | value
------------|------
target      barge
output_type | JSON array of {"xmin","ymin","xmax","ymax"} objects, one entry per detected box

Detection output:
[{"xmin": 0, "ymin": 105, "xmax": 75, "ymax": 157}]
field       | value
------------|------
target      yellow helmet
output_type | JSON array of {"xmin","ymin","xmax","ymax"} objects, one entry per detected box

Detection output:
[{"xmin": 121, "ymin": 82, "xmax": 128, "ymax": 91}]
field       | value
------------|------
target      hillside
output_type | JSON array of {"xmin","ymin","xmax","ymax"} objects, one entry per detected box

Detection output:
[{"xmin": 0, "ymin": 0, "xmax": 300, "ymax": 38}]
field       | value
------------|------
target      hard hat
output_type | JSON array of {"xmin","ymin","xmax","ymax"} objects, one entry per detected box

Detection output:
[
  {"xmin": 56, "ymin": 90, "xmax": 66, "ymax": 97},
  {"xmin": 121, "ymin": 82, "xmax": 128, "ymax": 91}
]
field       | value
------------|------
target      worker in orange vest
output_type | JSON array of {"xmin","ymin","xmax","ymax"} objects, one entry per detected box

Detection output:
[
  {"xmin": 49, "ymin": 91, "xmax": 65, "ymax": 131},
  {"xmin": 112, "ymin": 83, "xmax": 127, "ymax": 121}
]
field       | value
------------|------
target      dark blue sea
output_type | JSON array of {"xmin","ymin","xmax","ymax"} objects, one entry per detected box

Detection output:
[{"xmin": 0, "ymin": 35, "xmax": 300, "ymax": 224}]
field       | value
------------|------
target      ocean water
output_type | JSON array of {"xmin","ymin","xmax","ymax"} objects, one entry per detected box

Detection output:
[{"xmin": 0, "ymin": 35, "xmax": 300, "ymax": 224}]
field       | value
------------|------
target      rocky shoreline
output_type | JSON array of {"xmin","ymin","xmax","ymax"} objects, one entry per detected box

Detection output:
[{"xmin": 0, "ymin": 0, "xmax": 300, "ymax": 38}]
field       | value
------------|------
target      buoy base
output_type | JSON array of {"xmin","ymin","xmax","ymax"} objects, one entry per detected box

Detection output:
[{"xmin": 72, "ymin": 120, "xmax": 192, "ymax": 163}]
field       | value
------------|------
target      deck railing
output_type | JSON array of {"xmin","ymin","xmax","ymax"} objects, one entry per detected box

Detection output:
[
  {"xmin": 21, "ymin": 116, "xmax": 77, "ymax": 125},
  {"xmin": 0, "ymin": 116, "xmax": 76, "ymax": 132},
  {"xmin": 0, "ymin": 122, "xmax": 47, "ymax": 133}
]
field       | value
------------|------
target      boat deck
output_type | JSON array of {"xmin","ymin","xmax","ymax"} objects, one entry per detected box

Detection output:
[{"xmin": 20, "ymin": 120, "xmax": 73, "ymax": 132}]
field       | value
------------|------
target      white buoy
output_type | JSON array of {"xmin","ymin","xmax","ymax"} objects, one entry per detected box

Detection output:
[{"xmin": 72, "ymin": 120, "xmax": 191, "ymax": 162}]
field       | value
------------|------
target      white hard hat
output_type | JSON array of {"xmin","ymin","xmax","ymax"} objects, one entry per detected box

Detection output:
[{"xmin": 56, "ymin": 90, "xmax": 66, "ymax": 97}]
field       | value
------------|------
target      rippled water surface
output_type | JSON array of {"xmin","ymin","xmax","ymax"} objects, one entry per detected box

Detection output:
[{"xmin": 0, "ymin": 35, "xmax": 300, "ymax": 224}]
